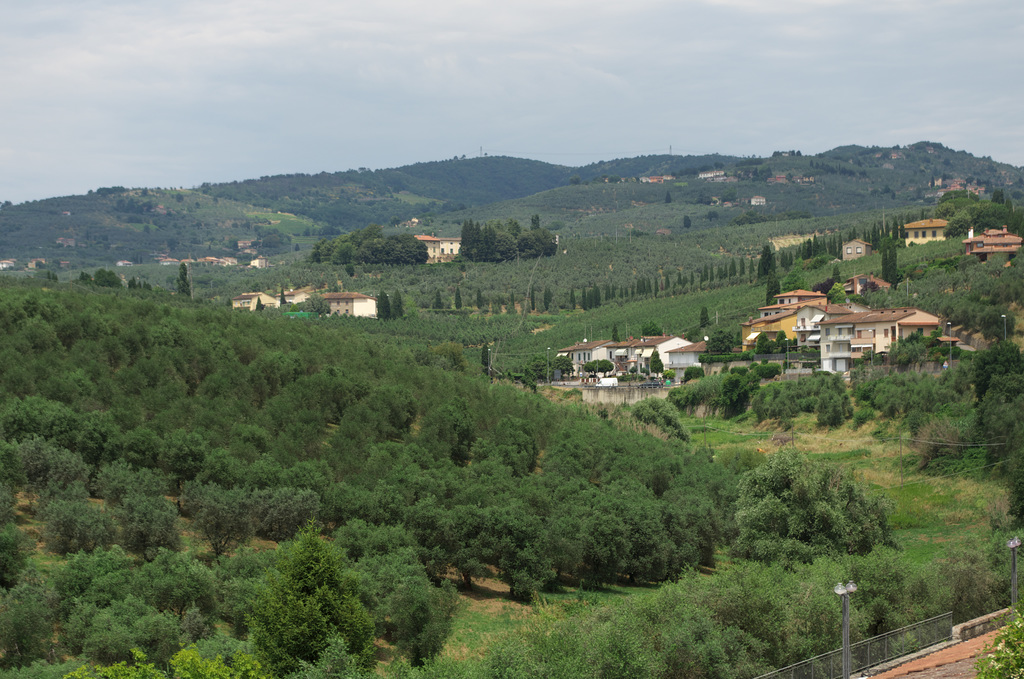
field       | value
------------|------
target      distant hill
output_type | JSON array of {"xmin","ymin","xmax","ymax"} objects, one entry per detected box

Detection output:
[{"xmin": 1, "ymin": 143, "xmax": 1021, "ymax": 267}]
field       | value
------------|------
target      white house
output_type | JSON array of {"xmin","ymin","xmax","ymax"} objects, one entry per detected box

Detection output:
[
  {"xmin": 558, "ymin": 340, "xmax": 616, "ymax": 376},
  {"xmin": 818, "ymin": 307, "xmax": 940, "ymax": 372},
  {"xmin": 665, "ymin": 341, "xmax": 705, "ymax": 371}
]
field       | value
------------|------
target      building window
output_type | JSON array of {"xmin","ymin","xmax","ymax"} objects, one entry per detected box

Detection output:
[
  {"xmin": 932, "ymin": 231, "xmax": 937, "ymax": 238},
  {"xmin": 846, "ymin": 247, "xmax": 852, "ymax": 254},
  {"xmin": 856, "ymin": 247, "xmax": 863, "ymax": 254},
  {"xmin": 884, "ymin": 328, "xmax": 889, "ymax": 337}
]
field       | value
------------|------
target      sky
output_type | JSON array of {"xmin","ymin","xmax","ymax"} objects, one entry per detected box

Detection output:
[{"xmin": 3, "ymin": 0, "xmax": 1023, "ymax": 204}]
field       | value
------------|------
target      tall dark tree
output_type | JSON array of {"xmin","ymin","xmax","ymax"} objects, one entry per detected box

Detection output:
[
  {"xmin": 699, "ymin": 306, "xmax": 710, "ymax": 328},
  {"xmin": 176, "ymin": 263, "xmax": 191, "ymax": 298},
  {"xmin": 378, "ymin": 293, "xmax": 391, "ymax": 321},
  {"xmin": 757, "ymin": 245, "xmax": 775, "ymax": 279},
  {"xmin": 433, "ymin": 290, "xmax": 444, "ymax": 310},
  {"xmin": 391, "ymin": 291, "xmax": 404, "ymax": 318},
  {"xmin": 454, "ymin": 287, "xmax": 462, "ymax": 310},
  {"xmin": 765, "ymin": 272, "xmax": 780, "ymax": 305},
  {"xmin": 885, "ymin": 244, "xmax": 900, "ymax": 285}
]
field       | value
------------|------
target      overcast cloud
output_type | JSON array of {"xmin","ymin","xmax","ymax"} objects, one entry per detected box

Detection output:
[{"xmin": 2, "ymin": 0, "xmax": 1023, "ymax": 203}]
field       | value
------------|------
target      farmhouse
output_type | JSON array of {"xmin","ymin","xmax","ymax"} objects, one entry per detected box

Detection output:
[
  {"xmin": 904, "ymin": 218, "xmax": 948, "ymax": 245},
  {"xmin": 963, "ymin": 226, "xmax": 1023, "ymax": 261},
  {"xmin": 842, "ymin": 239, "xmax": 872, "ymax": 260}
]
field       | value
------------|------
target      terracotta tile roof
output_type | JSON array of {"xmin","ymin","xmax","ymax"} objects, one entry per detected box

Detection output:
[{"xmin": 666, "ymin": 341, "xmax": 705, "ymax": 353}]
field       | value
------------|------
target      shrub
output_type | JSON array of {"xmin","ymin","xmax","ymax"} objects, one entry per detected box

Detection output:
[
  {"xmin": 852, "ymin": 407, "xmax": 874, "ymax": 428},
  {"xmin": 631, "ymin": 398, "xmax": 689, "ymax": 440},
  {"xmin": 683, "ymin": 366, "xmax": 704, "ymax": 382},
  {"xmin": 752, "ymin": 363, "xmax": 782, "ymax": 380},
  {"xmin": 40, "ymin": 499, "xmax": 116, "ymax": 555}
]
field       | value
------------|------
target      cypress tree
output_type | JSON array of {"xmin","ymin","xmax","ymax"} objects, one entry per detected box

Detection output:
[
  {"xmin": 569, "ymin": 288, "xmax": 576, "ymax": 309},
  {"xmin": 391, "ymin": 291, "xmax": 404, "ymax": 318},
  {"xmin": 476, "ymin": 289, "xmax": 484, "ymax": 309},
  {"xmin": 455, "ymin": 287, "xmax": 462, "ymax": 310},
  {"xmin": 765, "ymin": 272, "xmax": 780, "ymax": 305},
  {"xmin": 176, "ymin": 262, "xmax": 191, "ymax": 297},
  {"xmin": 434, "ymin": 290, "xmax": 444, "ymax": 310},
  {"xmin": 378, "ymin": 293, "xmax": 391, "ymax": 320}
]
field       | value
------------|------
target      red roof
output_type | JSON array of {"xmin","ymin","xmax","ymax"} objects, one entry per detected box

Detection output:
[
  {"xmin": 667, "ymin": 341, "xmax": 706, "ymax": 354},
  {"xmin": 322, "ymin": 292, "xmax": 376, "ymax": 300}
]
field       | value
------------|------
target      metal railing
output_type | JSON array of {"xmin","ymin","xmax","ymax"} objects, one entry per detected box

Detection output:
[{"xmin": 753, "ymin": 612, "xmax": 952, "ymax": 679}]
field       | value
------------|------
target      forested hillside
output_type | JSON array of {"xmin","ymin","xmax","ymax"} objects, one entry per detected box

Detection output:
[
  {"xmin": 2, "ymin": 143, "xmax": 1022, "ymax": 269},
  {"xmin": 0, "ymin": 273, "xmax": 1023, "ymax": 678},
  {"xmin": 0, "ymin": 279, "xmax": 736, "ymax": 674}
]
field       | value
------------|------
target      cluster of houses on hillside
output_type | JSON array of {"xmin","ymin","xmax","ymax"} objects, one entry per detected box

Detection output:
[
  {"xmin": 740, "ymin": 287, "xmax": 950, "ymax": 373},
  {"xmin": 842, "ymin": 219, "xmax": 1022, "ymax": 262},
  {"xmin": 558, "ymin": 335, "xmax": 706, "ymax": 378},
  {"xmin": 562, "ymin": 258, "xmax": 995, "ymax": 376}
]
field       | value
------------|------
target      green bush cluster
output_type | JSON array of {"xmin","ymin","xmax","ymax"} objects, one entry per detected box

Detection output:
[{"xmin": 751, "ymin": 373, "xmax": 851, "ymax": 427}]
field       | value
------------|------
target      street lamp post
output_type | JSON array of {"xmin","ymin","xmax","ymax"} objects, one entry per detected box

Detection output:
[
  {"xmin": 1003, "ymin": 314, "xmax": 1007, "ymax": 341},
  {"xmin": 547, "ymin": 347, "xmax": 551, "ymax": 384},
  {"xmin": 834, "ymin": 581, "xmax": 858, "ymax": 679},
  {"xmin": 947, "ymin": 322, "xmax": 953, "ymax": 368},
  {"xmin": 1010, "ymin": 537, "xmax": 1021, "ymax": 618}
]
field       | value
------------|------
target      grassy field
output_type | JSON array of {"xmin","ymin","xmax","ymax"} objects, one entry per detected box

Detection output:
[{"xmin": 247, "ymin": 211, "xmax": 317, "ymax": 235}]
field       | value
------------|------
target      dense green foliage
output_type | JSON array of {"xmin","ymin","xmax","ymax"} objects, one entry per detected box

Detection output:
[
  {"xmin": 307, "ymin": 225, "xmax": 428, "ymax": 266},
  {"xmin": 0, "ymin": 280, "xmax": 740, "ymax": 674},
  {"xmin": 389, "ymin": 535, "xmax": 1015, "ymax": 679},
  {"xmin": 733, "ymin": 450, "xmax": 895, "ymax": 564}
]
